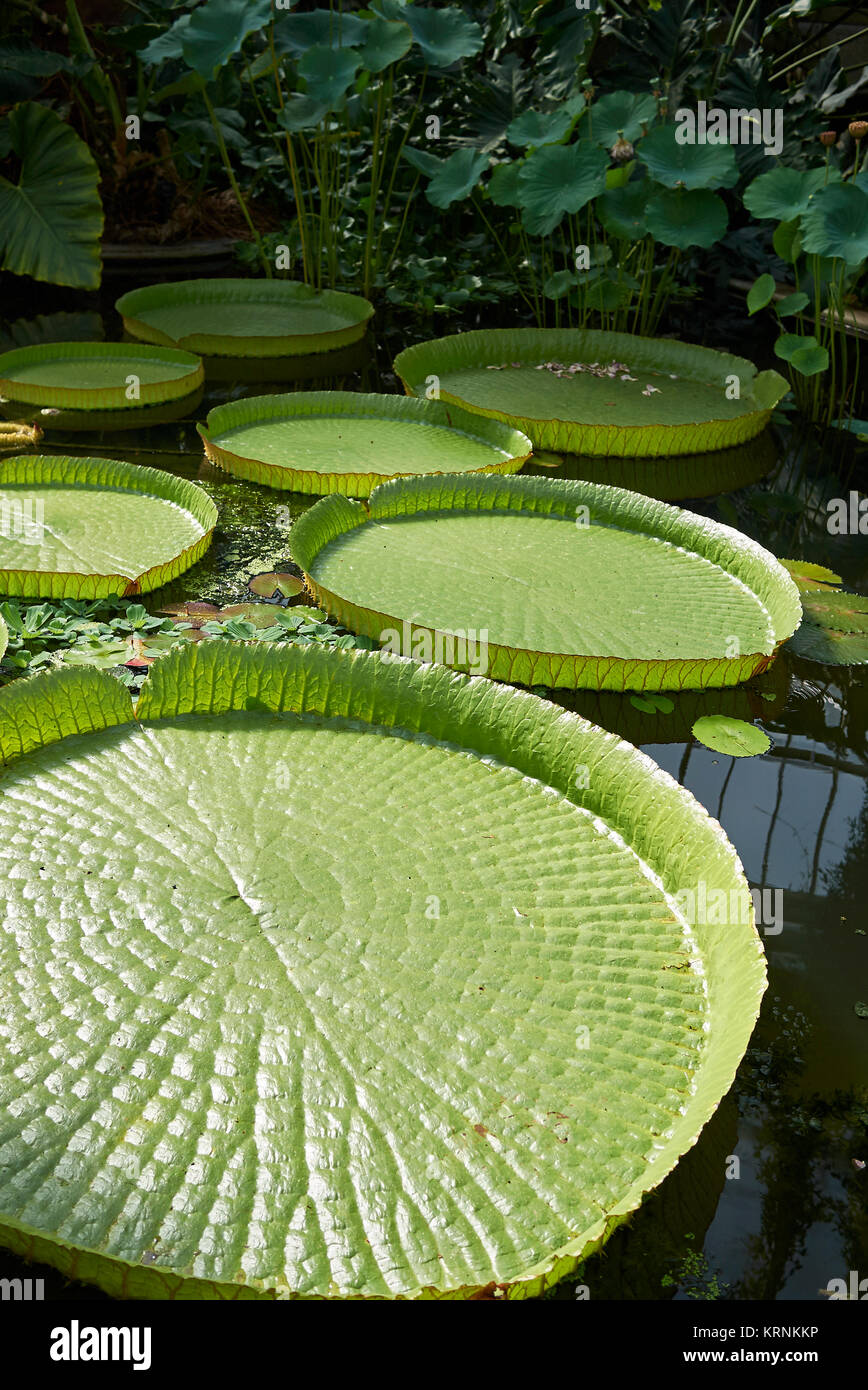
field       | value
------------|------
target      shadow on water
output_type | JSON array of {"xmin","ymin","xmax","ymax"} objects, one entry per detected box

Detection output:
[{"xmin": 0, "ymin": 291, "xmax": 866, "ymax": 1300}]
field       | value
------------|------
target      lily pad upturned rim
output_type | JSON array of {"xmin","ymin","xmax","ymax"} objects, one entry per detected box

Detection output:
[
  {"xmin": 291, "ymin": 471, "xmax": 803, "ymax": 691},
  {"xmin": 0, "ymin": 641, "xmax": 766, "ymax": 1299},
  {"xmin": 393, "ymin": 328, "xmax": 789, "ymax": 457},
  {"xmin": 0, "ymin": 341, "xmax": 204, "ymax": 410},
  {"xmin": 197, "ymin": 390, "xmax": 533, "ymax": 496},
  {"xmin": 115, "ymin": 278, "xmax": 375, "ymax": 357},
  {"xmin": 0, "ymin": 453, "xmax": 217, "ymax": 599}
]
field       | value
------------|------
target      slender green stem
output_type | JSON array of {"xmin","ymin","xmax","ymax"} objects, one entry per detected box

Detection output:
[{"xmin": 201, "ymin": 88, "xmax": 270, "ymax": 276}]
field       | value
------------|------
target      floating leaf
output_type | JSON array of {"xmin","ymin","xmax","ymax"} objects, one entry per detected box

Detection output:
[
  {"xmin": 0, "ymin": 642, "xmax": 767, "ymax": 1297},
  {"xmin": 199, "ymin": 390, "xmax": 530, "ymax": 496},
  {"xmin": 0, "ymin": 454, "xmax": 215, "ymax": 599},
  {"xmin": 629, "ymin": 693, "xmax": 675, "ymax": 714},
  {"xmin": 292, "ymin": 472, "xmax": 801, "ymax": 691},
  {"xmin": 394, "ymin": 327, "xmax": 789, "ymax": 456},
  {"xmin": 247, "ymin": 572, "xmax": 306, "ymax": 600},
  {"xmin": 692, "ymin": 715, "xmax": 771, "ymax": 757},
  {"xmin": 116, "ymin": 279, "xmax": 373, "ymax": 357},
  {"xmin": 778, "ymin": 558, "xmax": 842, "ymax": 590},
  {"xmin": 788, "ymin": 588, "xmax": 868, "ymax": 664}
]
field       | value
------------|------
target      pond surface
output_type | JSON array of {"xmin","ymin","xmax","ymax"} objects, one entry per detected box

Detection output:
[{"xmin": 1, "ymin": 288, "xmax": 866, "ymax": 1301}]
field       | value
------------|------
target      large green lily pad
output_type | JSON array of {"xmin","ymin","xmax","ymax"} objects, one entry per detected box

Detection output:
[
  {"xmin": 393, "ymin": 329, "xmax": 788, "ymax": 456},
  {"xmin": 291, "ymin": 473, "xmax": 802, "ymax": 691},
  {"xmin": 115, "ymin": 279, "xmax": 374, "ymax": 357},
  {"xmin": 0, "ymin": 454, "xmax": 216, "ymax": 598},
  {"xmin": 0, "ymin": 642, "xmax": 765, "ymax": 1299},
  {"xmin": 198, "ymin": 391, "xmax": 531, "ymax": 496},
  {"xmin": 0, "ymin": 342, "xmax": 203, "ymax": 409}
]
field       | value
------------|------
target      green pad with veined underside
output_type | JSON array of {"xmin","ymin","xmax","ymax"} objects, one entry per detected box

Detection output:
[
  {"xmin": 198, "ymin": 390, "xmax": 532, "ymax": 496},
  {"xmin": 291, "ymin": 472, "xmax": 802, "ymax": 691},
  {"xmin": 0, "ymin": 342, "xmax": 203, "ymax": 409},
  {"xmin": 0, "ymin": 454, "xmax": 216, "ymax": 598},
  {"xmin": 115, "ymin": 279, "xmax": 374, "ymax": 357},
  {"xmin": 393, "ymin": 328, "xmax": 789, "ymax": 456},
  {"xmin": 0, "ymin": 642, "xmax": 765, "ymax": 1299}
]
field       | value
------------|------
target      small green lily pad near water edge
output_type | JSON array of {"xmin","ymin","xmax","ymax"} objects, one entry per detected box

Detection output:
[
  {"xmin": 393, "ymin": 329, "xmax": 788, "ymax": 457},
  {"xmin": 0, "ymin": 641, "xmax": 766, "ymax": 1299},
  {"xmin": 0, "ymin": 454, "xmax": 216, "ymax": 598},
  {"xmin": 116, "ymin": 279, "xmax": 374, "ymax": 357},
  {"xmin": 291, "ymin": 473, "xmax": 802, "ymax": 691},
  {"xmin": 691, "ymin": 715, "xmax": 772, "ymax": 758},
  {"xmin": 0, "ymin": 341, "xmax": 203, "ymax": 410},
  {"xmin": 198, "ymin": 391, "xmax": 532, "ymax": 497}
]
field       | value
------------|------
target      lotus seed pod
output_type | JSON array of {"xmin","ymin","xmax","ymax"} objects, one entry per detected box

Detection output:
[
  {"xmin": 820, "ymin": 130, "xmax": 838, "ymax": 147},
  {"xmin": 849, "ymin": 120, "xmax": 868, "ymax": 140}
]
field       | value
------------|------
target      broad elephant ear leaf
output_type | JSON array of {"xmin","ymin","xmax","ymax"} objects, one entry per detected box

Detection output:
[{"xmin": 0, "ymin": 103, "xmax": 103, "ymax": 290}]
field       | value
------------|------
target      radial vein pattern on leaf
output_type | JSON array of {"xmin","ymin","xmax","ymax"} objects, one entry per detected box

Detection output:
[
  {"xmin": 216, "ymin": 417, "xmax": 511, "ymax": 475},
  {"xmin": 0, "ymin": 711, "xmax": 707, "ymax": 1297},
  {"xmin": 0, "ymin": 486, "xmax": 206, "ymax": 578},
  {"xmin": 308, "ymin": 511, "xmax": 776, "ymax": 659}
]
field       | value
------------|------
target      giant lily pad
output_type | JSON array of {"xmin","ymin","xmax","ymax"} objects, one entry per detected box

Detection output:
[
  {"xmin": 291, "ymin": 473, "xmax": 802, "ymax": 691},
  {"xmin": 115, "ymin": 280, "xmax": 374, "ymax": 357},
  {"xmin": 0, "ymin": 454, "xmax": 216, "ymax": 598},
  {"xmin": 0, "ymin": 342, "xmax": 203, "ymax": 410},
  {"xmin": 198, "ymin": 391, "xmax": 531, "ymax": 496},
  {"xmin": 393, "ymin": 329, "xmax": 789, "ymax": 457},
  {"xmin": 0, "ymin": 641, "xmax": 765, "ymax": 1299}
]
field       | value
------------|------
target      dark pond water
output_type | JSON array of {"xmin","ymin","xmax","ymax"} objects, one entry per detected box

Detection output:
[{"xmin": 1, "ymin": 284, "xmax": 866, "ymax": 1301}]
